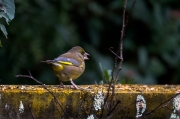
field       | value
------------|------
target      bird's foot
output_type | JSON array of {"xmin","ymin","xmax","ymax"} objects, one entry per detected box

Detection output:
[
  {"xmin": 70, "ymin": 79, "xmax": 79, "ymax": 89},
  {"xmin": 70, "ymin": 85, "xmax": 79, "ymax": 89},
  {"xmin": 59, "ymin": 82, "xmax": 65, "ymax": 88}
]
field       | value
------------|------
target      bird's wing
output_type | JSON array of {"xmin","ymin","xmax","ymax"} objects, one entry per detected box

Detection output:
[{"xmin": 54, "ymin": 56, "xmax": 80, "ymax": 67}]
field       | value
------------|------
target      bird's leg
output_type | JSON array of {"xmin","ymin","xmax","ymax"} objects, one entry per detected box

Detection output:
[
  {"xmin": 59, "ymin": 81, "xmax": 65, "ymax": 88},
  {"xmin": 70, "ymin": 79, "xmax": 79, "ymax": 89}
]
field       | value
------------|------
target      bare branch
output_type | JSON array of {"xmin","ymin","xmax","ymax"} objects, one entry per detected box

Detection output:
[
  {"xmin": 107, "ymin": 100, "xmax": 121, "ymax": 116},
  {"xmin": 125, "ymin": 1, "xmax": 136, "ymax": 27},
  {"xmin": 109, "ymin": 0, "xmax": 128, "ymax": 114},
  {"xmin": 27, "ymin": 104, "xmax": 35, "ymax": 119},
  {"xmin": 109, "ymin": 47, "xmax": 122, "ymax": 60},
  {"xmin": 144, "ymin": 92, "xmax": 180, "ymax": 116},
  {"xmin": 114, "ymin": 0, "xmax": 127, "ymax": 84},
  {"xmin": 100, "ymin": 1, "xmax": 128, "ymax": 118},
  {"xmin": 16, "ymin": 71, "xmax": 72, "ymax": 119},
  {"xmin": 16, "ymin": 70, "xmax": 44, "ymax": 85},
  {"xmin": 107, "ymin": 101, "xmax": 136, "ymax": 119}
]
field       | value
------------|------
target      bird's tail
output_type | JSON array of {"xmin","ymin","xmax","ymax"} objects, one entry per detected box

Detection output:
[{"xmin": 41, "ymin": 60, "xmax": 55, "ymax": 64}]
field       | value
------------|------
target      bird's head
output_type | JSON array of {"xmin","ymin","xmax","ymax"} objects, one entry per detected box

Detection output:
[{"xmin": 69, "ymin": 46, "xmax": 89, "ymax": 60}]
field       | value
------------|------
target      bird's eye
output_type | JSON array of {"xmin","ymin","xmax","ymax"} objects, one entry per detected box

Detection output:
[{"xmin": 81, "ymin": 51, "xmax": 85, "ymax": 54}]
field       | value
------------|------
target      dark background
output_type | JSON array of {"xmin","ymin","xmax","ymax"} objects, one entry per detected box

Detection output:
[{"xmin": 0, "ymin": 0, "xmax": 180, "ymax": 85}]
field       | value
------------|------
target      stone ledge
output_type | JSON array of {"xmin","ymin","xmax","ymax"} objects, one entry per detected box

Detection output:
[{"xmin": 0, "ymin": 85, "xmax": 179, "ymax": 118}]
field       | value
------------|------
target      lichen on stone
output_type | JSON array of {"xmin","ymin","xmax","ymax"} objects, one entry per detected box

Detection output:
[
  {"xmin": 87, "ymin": 114, "xmax": 94, "ymax": 119},
  {"xmin": 19, "ymin": 101, "xmax": 24, "ymax": 113},
  {"xmin": 94, "ymin": 90, "xmax": 104, "ymax": 111},
  {"xmin": 170, "ymin": 94, "xmax": 180, "ymax": 119},
  {"xmin": 136, "ymin": 94, "xmax": 146, "ymax": 118}
]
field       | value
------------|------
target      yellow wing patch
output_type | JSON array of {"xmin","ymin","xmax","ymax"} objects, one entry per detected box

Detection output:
[
  {"xmin": 52, "ymin": 64, "xmax": 63, "ymax": 72},
  {"xmin": 51, "ymin": 61, "xmax": 74, "ymax": 72},
  {"xmin": 57, "ymin": 61, "xmax": 73, "ymax": 65}
]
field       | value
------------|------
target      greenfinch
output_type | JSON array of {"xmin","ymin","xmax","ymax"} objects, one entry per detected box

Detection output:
[{"xmin": 41, "ymin": 46, "xmax": 89, "ymax": 89}]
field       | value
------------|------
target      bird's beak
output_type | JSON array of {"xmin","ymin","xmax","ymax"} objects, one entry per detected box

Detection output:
[{"xmin": 84, "ymin": 52, "xmax": 89, "ymax": 60}]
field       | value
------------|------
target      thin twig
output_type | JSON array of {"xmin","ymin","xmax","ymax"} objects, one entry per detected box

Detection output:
[
  {"xmin": 53, "ymin": 98, "xmax": 62, "ymax": 117},
  {"xmin": 125, "ymin": 0, "xmax": 136, "ymax": 27},
  {"xmin": 101, "ymin": 0, "xmax": 128, "ymax": 118},
  {"xmin": 27, "ymin": 104, "xmax": 35, "ymax": 119},
  {"xmin": 114, "ymin": 0, "xmax": 127, "ymax": 85},
  {"xmin": 100, "ymin": 78, "xmax": 113, "ymax": 119},
  {"xmin": 16, "ymin": 71, "xmax": 72, "ymax": 119},
  {"xmin": 107, "ymin": 100, "xmax": 121, "ymax": 116},
  {"xmin": 101, "ymin": 0, "xmax": 131, "ymax": 118},
  {"xmin": 108, "ymin": 0, "xmax": 128, "ymax": 113},
  {"xmin": 107, "ymin": 101, "xmax": 136, "ymax": 119},
  {"xmin": 144, "ymin": 92, "xmax": 180, "ymax": 116},
  {"xmin": 109, "ymin": 47, "xmax": 122, "ymax": 60}
]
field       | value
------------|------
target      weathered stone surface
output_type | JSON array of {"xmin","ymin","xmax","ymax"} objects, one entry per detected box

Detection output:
[{"xmin": 0, "ymin": 85, "xmax": 179, "ymax": 118}]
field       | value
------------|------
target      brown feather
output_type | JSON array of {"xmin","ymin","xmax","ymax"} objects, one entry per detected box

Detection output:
[{"xmin": 42, "ymin": 46, "xmax": 89, "ymax": 84}]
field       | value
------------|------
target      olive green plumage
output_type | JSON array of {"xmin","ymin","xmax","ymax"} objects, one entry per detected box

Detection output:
[{"xmin": 41, "ymin": 46, "xmax": 89, "ymax": 89}]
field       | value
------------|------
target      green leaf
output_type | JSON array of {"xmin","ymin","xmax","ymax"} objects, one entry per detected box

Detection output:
[
  {"xmin": 0, "ymin": 12, "xmax": 10, "ymax": 24},
  {"xmin": 103, "ymin": 70, "xmax": 109, "ymax": 80},
  {"xmin": 103, "ymin": 69, "xmax": 112, "ymax": 82},
  {"xmin": 99, "ymin": 80, "xmax": 104, "ymax": 85},
  {"xmin": 0, "ymin": 0, "xmax": 15, "ymax": 20},
  {"xmin": 0, "ymin": 24, "xmax": 8, "ymax": 38},
  {"xmin": 120, "ymin": 79, "xmax": 134, "ymax": 84}
]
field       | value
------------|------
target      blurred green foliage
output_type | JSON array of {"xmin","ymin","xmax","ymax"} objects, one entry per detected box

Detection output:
[
  {"xmin": 99, "ymin": 62, "xmax": 133, "ymax": 84},
  {"xmin": 0, "ymin": 40, "xmax": 2, "ymax": 47},
  {"xmin": 0, "ymin": 0, "xmax": 180, "ymax": 85},
  {"xmin": 99, "ymin": 62, "xmax": 112, "ymax": 84},
  {"xmin": 0, "ymin": 0, "xmax": 15, "ymax": 39}
]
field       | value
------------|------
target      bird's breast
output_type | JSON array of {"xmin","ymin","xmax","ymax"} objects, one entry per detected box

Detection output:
[{"xmin": 55, "ymin": 63, "xmax": 85, "ymax": 81}]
